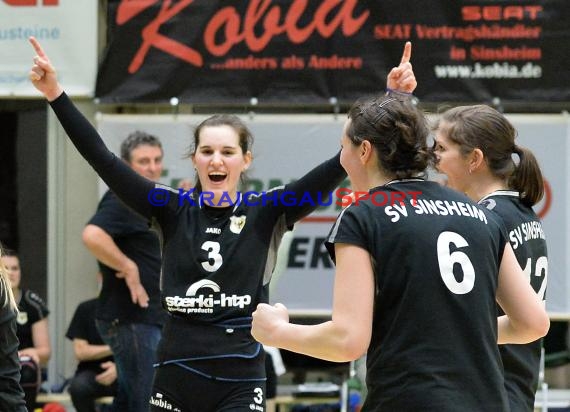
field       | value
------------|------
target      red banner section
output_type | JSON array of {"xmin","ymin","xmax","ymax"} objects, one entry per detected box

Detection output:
[{"xmin": 95, "ymin": 0, "xmax": 570, "ymax": 105}]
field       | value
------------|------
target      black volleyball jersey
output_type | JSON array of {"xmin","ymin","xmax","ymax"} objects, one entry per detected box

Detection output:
[
  {"xmin": 16, "ymin": 289, "xmax": 49, "ymax": 350},
  {"xmin": 480, "ymin": 190, "xmax": 548, "ymax": 412},
  {"xmin": 49, "ymin": 93, "xmax": 346, "ymax": 379},
  {"xmin": 326, "ymin": 180, "xmax": 509, "ymax": 412}
]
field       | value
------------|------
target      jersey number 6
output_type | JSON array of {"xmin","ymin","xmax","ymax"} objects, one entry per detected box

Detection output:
[{"xmin": 437, "ymin": 231, "xmax": 475, "ymax": 295}]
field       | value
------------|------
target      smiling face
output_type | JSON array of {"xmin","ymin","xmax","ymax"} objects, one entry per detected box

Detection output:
[
  {"xmin": 192, "ymin": 125, "xmax": 252, "ymax": 206},
  {"xmin": 433, "ymin": 124, "xmax": 472, "ymax": 193}
]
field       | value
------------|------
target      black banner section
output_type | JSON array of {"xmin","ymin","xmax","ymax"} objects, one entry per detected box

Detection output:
[{"xmin": 95, "ymin": 0, "xmax": 570, "ymax": 105}]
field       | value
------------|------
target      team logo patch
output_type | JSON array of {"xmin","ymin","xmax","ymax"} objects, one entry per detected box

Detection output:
[
  {"xmin": 229, "ymin": 215, "xmax": 246, "ymax": 234},
  {"xmin": 17, "ymin": 311, "xmax": 28, "ymax": 325}
]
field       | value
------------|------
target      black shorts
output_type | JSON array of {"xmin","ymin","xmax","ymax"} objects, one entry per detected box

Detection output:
[
  {"xmin": 150, "ymin": 363, "xmax": 268, "ymax": 412},
  {"xmin": 264, "ymin": 351, "xmax": 276, "ymax": 399}
]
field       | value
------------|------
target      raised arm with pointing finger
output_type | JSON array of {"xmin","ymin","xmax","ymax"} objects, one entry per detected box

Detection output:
[
  {"xmin": 386, "ymin": 41, "xmax": 416, "ymax": 94},
  {"xmin": 29, "ymin": 37, "xmax": 62, "ymax": 101},
  {"xmin": 30, "ymin": 37, "xmax": 167, "ymax": 412}
]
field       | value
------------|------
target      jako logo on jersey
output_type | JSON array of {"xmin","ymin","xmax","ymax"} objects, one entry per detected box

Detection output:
[
  {"xmin": 165, "ymin": 279, "xmax": 252, "ymax": 314},
  {"xmin": 149, "ymin": 392, "xmax": 180, "ymax": 411},
  {"xmin": 205, "ymin": 227, "xmax": 221, "ymax": 234}
]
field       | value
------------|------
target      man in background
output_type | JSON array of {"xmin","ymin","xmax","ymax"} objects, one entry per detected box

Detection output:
[{"xmin": 82, "ymin": 131, "xmax": 165, "ymax": 412}]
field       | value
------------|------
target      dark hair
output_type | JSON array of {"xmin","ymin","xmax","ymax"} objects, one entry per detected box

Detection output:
[
  {"xmin": 120, "ymin": 131, "xmax": 163, "ymax": 162},
  {"xmin": 436, "ymin": 105, "xmax": 544, "ymax": 206},
  {"xmin": 346, "ymin": 95, "xmax": 432, "ymax": 179},
  {"xmin": 2, "ymin": 248, "xmax": 18, "ymax": 258},
  {"xmin": 189, "ymin": 114, "xmax": 254, "ymax": 193}
]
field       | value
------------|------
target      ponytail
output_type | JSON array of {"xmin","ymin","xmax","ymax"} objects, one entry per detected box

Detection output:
[{"xmin": 509, "ymin": 145, "xmax": 544, "ymax": 207}]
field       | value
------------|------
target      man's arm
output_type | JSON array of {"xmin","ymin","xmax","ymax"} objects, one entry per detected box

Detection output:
[
  {"xmin": 82, "ymin": 224, "xmax": 149, "ymax": 308},
  {"xmin": 73, "ymin": 338, "xmax": 113, "ymax": 362}
]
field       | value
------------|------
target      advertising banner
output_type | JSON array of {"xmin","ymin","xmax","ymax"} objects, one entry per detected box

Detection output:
[
  {"xmin": 96, "ymin": 0, "xmax": 570, "ymax": 105},
  {"xmin": 0, "ymin": 0, "xmax": 98, "ymax": 97}
]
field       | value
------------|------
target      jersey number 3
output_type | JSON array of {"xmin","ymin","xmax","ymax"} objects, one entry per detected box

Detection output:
[{"xmin": 201, "ymin": 241, "xmax": 223, "ymax": 272}]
